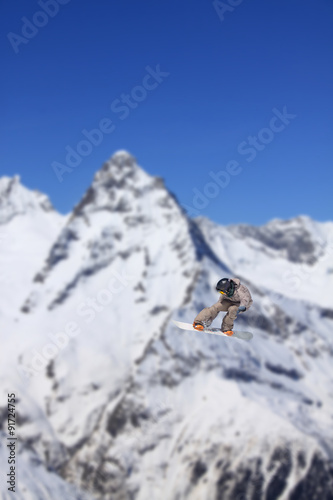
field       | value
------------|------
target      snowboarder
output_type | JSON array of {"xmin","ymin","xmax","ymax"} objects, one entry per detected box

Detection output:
[{"xmin": 193, "ymin": 278, "xmax": 253, "ymax": 336}]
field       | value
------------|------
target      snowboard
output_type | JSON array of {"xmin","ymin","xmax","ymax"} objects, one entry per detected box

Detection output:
[{"xmin": 173, "ymin": 320, "xmax": 253, "ymax": 341}]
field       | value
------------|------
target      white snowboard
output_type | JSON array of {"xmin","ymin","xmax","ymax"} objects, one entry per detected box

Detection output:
[{"xmin": 173, "ymin": 320, "xmax": 253, "ymax": 341}]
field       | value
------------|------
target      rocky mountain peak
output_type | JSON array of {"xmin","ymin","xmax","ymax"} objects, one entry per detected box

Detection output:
[
  {"xmin": 104, "ymin": 149, "xmax": 136, "ymax": 168},
  {"xmin": 0, "ymin": 175, "xmax": 54, "ymax": 224},
  {"xmin": 26, "ymin": 151, "xmax": 199, "ymax": 308},
  {"xmin": 94, "ymin": 150, "xmax": 147, "ymax": 187},
  {"xmin": 71, "ymin": 151, "xmax": 158, "ymax": 219}
]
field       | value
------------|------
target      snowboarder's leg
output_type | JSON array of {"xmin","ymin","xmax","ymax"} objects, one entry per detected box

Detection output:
[
  {"xmin": 193, "ymin": 301, "xmax": 225, "ymax": 330},
  {"xmin": 221, "ymin": 304, "xmax": 239, "ymax": 332}
]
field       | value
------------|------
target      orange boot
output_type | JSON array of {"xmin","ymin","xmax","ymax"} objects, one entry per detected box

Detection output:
[
  {"xmin": 223, "ymin": 330, "xmax": 234, "ymax": 336},
  {"xmin": 193, "ymin": 322, "xmax": 204, "ymax": 331}
]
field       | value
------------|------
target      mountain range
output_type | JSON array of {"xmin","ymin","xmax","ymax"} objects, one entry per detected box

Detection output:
[{"xmin": 1, "ymin": 151, "xmax": 332, "ymax": 500}]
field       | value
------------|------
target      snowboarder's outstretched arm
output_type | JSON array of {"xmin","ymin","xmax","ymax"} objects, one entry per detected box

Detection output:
[{"xmin": 193, "ymin": 301, "xmax": 225, "ymax": 328}]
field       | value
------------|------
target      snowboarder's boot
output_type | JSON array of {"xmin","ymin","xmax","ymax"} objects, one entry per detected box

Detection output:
[
  {"xmin": 222, "ymin": 330, "xmax": 234, "ymax": 336},
  {"xmin": 193, "ymin": 322, "xmax": 204, "ymax": 331}
]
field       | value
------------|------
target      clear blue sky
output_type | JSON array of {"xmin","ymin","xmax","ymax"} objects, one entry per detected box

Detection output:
[{"xmin": 1, "ymin": 0, "xmax": 332, "ymax": 225}]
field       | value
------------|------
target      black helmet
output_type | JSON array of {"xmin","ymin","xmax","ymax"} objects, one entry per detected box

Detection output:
[{"xmin": 216, "ymin": 278, "xmax": 234, "ymax": 296}]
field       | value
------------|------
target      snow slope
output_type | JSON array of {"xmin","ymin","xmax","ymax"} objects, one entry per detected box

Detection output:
[
  {"xmin": 0, "ymin": 176, "xmax": 66, "ymax": 320},
  {"xmin": 1, "ymin": 152, "xmax": 333, "ymax": 500}
]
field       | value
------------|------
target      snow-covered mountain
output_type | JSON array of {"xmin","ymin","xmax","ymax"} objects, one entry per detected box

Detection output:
[{"xmin": 1, "ymin": 151, "xmax": 332, "ymax": 500}]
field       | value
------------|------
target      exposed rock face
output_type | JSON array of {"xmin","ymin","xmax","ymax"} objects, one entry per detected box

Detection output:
[{"xmin": 226, "ymin": 215, "xmax": 331, "ymax": 265}]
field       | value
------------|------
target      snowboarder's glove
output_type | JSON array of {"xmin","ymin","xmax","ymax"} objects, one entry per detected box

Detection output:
[{"xmin": 237, "ymin": 306, "xmax": 246, "ymax": 313}]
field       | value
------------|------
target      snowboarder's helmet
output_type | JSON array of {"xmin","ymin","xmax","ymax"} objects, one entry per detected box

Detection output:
[{"xmin": 216, "ymin": 278, "xmax": 231, "ymax": 295}]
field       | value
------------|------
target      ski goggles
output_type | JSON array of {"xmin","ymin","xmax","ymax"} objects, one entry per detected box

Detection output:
[{"xmin": 219, "ymin": 291, "xmax": 226, "ymax": 295}]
